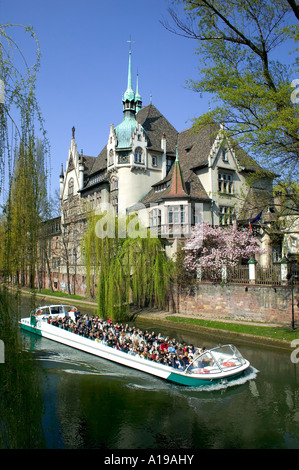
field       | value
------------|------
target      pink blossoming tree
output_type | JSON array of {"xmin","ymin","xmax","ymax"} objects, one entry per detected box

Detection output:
[{"xmin": 183, "ymin": 223, "xmax": 264, "ymax": 279}]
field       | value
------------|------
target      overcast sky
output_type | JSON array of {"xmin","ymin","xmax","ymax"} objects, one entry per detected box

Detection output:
[{"xmin": 1, "ymin": 0, "xmax": 210, "ymax": 198}]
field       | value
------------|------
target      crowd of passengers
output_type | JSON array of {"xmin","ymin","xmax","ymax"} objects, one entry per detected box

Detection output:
[{"xmin": 46, "ymin": 311, "xmax": 208, "ymax": 370}]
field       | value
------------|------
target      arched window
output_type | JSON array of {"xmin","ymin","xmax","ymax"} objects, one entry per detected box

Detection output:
[
  {"xmin": 110, "ymin": 177, "xmax": 118, "ymax": 191},
  {"xmin": 134, "ymin": 147, "xmax": 144, "ymax": 164},
  {"xmin": 68, "ymin": 178, "xmax": 74, "ymax": 196}
]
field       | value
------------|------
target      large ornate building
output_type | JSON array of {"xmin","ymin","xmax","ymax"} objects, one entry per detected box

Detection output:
[{"xmin": 42, "ymin": 50, "xmax": 278, "ymax": 295}]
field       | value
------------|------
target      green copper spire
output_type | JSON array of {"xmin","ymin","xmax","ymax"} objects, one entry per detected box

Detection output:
[
  {"xmin": 116, "ymin": 44, "xmax": 138, "ymax": 148},
  {"xmin": 123, "ymin": 50, "xmax": 135, "ymax": 102}
]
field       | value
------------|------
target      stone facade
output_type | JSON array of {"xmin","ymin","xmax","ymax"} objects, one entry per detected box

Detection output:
[{"xmin": 178, "ymin": 282, "xmax": 299, "ymax": 325}]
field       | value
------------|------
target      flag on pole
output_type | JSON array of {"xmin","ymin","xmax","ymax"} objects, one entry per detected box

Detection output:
[{"xmin": 249, "ymin": 212, "xmax": 262, "ymax": 230}]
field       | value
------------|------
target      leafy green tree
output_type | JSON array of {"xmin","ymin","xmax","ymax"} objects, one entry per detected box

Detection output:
[
  {"xmin": 5, "ymin": 138, "xmax": 48, "ymax": 287},
  {"xmin": 0, "ymin": 23, "xmax": 49, "ymax": 285},
  {"xmin": 0, "ymin": 23, "xmax": 46, "ymax": 196},
  {"xmin": 164, "ymin": 0, "xmax": 299, "ymax": 179},
  {"xmin": 83, "ymin": 211, "xmax": 172, "ymax": 320}
]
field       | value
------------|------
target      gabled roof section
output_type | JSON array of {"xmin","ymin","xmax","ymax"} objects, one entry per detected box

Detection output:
[
  {"xmin": 67, "ymin": 153, "xmax": 75, "ymax": 172},
  {"xmin": 136, "ymin": 104, "xmax": 178, "ymax": 156}
]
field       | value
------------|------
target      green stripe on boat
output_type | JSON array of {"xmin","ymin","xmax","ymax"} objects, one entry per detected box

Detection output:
[{"xmin": 20, "ymin": 323, "xmax": 42, "ymax": 336}]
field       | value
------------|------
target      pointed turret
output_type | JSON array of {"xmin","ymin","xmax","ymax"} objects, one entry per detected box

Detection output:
[
  {"xmin": 116, "ymin": 48, "xmax": 138, "ymax": 149},
  {"xmin": 59, "ymin": 164, "xmax": 64, "ymax": 200},
  {"xmin": 135, "ymin": 72, "xmax": 142, "ymax": 113},
  {"xmin": 163, "ymin": 146, "xmax": 188, "ymax": 199},
  {"xmin": 122, "ymin": 50, "xmax": 135, "ymax": 113}
]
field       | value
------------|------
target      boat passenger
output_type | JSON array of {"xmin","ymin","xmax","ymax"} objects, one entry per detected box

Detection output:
[
  {"xmin": 168, "ymin": 342, "xmax": 176, "ymax": 354},
  {"xmin": 181, "ymin": 352, "xmax": 190, "ymax": 369}
]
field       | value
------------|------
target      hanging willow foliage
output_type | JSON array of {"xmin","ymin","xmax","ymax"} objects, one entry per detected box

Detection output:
[
  {"xmin": 0, "ymin": 24, "xmax": 49, "ymax": 288},
  {"xmin": 83, "ymin": 211, "xmax": 173, "ymax": 321}
]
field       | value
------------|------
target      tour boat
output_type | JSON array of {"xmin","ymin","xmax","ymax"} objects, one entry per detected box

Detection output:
[{"xmin": 19, "ymin": 305, "xmax": 251, "ymax": 387}]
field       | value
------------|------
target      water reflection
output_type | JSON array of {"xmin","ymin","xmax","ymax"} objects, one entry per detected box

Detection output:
[
  {"xmin": 21, "ymin": 329, "xmax": 298, "ymax": 450},
  {"xmin": 0, "ymin": 290, "xmax": 45, "ymax": 448},
  {"xmin": 2, "ymin": 294, "xmax": 299, "ymax": 449}
]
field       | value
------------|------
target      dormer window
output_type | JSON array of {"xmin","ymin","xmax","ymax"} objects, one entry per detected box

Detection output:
[{"xmin": 134, "ymin": 147, "xmax": 144, "ymax": 164}]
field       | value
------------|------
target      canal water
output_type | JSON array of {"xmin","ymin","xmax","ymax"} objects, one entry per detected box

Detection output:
[{"xmin": 2, "ymin": 296, "xmax": 299, "ymax": 449}]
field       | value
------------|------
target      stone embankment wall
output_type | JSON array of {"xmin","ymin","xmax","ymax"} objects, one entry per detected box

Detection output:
[{"xmin": 178, "ymin": 282, "xmax": 299, "ymax": 325}]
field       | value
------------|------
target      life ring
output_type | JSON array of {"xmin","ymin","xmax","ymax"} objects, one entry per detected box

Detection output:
[
  {"xmin": 193, "ymin": 368, "xmax": 210, "ymax": 374},
  {"xmin": 223, "ymin": 361, "xmax": 236, "ymax": 367}
]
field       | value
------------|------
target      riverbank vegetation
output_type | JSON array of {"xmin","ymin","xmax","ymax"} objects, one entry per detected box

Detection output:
[{"xmin": 166, "ymin": 316, "xmax": 298, "ymax": 343}]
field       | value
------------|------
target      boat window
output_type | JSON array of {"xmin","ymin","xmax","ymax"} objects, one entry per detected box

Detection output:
[
  {"xmin": 192, "ymin": 352, "xmax": 215, "ymax": 369},
  {"xmin": 186, "ymin": 351, "xmax": 222, "ymax": 374},
  {"xmin": 50, "ymin": 306, "xmax": 64, "ymax": 315},
  {"xmin": 36, "ymin": 307, "xmax": 51, "ymax": 316}
]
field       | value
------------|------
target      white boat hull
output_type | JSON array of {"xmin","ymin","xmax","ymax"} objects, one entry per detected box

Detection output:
[{"xmin": 19, "ymin": 316, "xmax": 251, "ymax": 387}]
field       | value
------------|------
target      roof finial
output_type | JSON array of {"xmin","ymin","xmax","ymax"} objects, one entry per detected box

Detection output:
[
  {"xmin": 126, "ymin": 37, "xmax": 135, "ymax": 91},
  {"xmin": 136, "ymin": 70, "xmax": 139, "ymax": 96},
  {"xmin": 72, "ymin": 126, "xmax": 75, "ymax": 139},
  {"xmin": 127, "ymin": 36, "xmax": 134, "ymax": 52}
]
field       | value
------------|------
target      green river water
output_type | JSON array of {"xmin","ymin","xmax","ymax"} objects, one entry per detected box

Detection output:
[{"xmin": 1, "ymin": 295, "xmax": 299, "ymax": 451}]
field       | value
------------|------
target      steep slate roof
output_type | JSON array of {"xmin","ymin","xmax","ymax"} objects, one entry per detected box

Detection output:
[
  {"xmin": 90, "ymin": 145, "xmax": 107, "ymax": 174},
  {"xmin": 82, "ymin": 155, "xmax": 97, "ymax": 175},
  {"xmin": 179, "ymin": 123, "xmax": 220, "ymax": 171},
  {"xmin": 80, "ymin": 103, "xmax": 266, "ymax": 205},
  {"xmin": 136, "ymin": 104, "xmax": 178, "ymax": 157}
]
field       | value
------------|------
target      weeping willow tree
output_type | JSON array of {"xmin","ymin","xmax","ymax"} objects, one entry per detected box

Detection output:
[
  {"xmin": 0, "ymin": 25, "xmax": 47, "ymax": 447},
  {"xmin": 0, "ymin": 24, "xmax": 49, "ymax": 281},
  {"xmin": 0, "ymin": 24, "xmax": 45, "ymax": 196},
  {"xmin": 83, "ymin": 210, "xmax": 173, "ymax": 321},
  {"xmin": 4, "ymin": 138, "xmax": 48, "ymax": 287}
]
